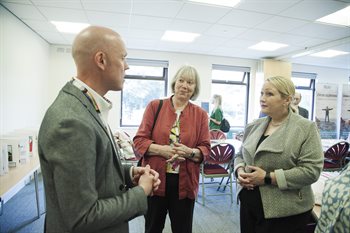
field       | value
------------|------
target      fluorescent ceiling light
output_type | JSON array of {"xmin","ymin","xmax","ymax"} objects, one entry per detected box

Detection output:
[
  {"xmin": 292, "ymin": 51, "xmax": 312, "ymax": 58},
  {"xmin": 249, "ymin": 41, "xmax": 288, "ymax": 51},
  {"xmin": 51, "ymin": 21, "xmax": 90, "ymax": 34},
  {"xmin": 189, "ymin": 0, "xmax": 240, "ymax": 8},
  {"xmin": 161, "ymin": 30, "xmax": 200, "ymax": 43},
  {"xmin": 316, "ymin": 6, "xmax": 350, "ymax": 27},
  {"xmin": 310, "ymin": 49, "xmax": 349, "ymax": 58}
]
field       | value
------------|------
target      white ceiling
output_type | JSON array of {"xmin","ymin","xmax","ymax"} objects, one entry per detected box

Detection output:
[{"xmin": 2, "ymin": 0, "xmax": 350, "ymax": 70}]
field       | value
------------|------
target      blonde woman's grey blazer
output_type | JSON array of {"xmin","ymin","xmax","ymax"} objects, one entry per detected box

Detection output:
[
  {"xmin": 38, "ymin": 82, "xmax": 147, "ymax": 233},
  {"xmin": 234, "ymin": 111, "xmax": 324, "ymax": 218}
]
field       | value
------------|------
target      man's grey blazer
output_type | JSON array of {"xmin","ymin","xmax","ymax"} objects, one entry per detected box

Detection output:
[{"xmin": 38, "ymin": 81, "xmax": 147, "ymax": 233}]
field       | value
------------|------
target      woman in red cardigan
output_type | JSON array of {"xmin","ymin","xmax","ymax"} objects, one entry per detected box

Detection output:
[{"xmin": 133, "ymin": 65, "xmax": 211, "ymax": 233}]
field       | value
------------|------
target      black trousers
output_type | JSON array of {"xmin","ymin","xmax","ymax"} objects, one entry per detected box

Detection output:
[
  {"xmin": 239, "ymin": 188, "xmax": 312, "ymax": 233},
  {"xmin": 144, "ymin": 173, "xmax": 195, "ymax": 233}
]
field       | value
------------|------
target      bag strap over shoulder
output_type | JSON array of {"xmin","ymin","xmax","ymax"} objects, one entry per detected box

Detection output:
[
  {"xmin": 138, "ymin": 99, "xmax": 163, "ymax": 166},
  {"xmin": 151, "ymin": 99, "xmax": 163, "ymax": 136}
]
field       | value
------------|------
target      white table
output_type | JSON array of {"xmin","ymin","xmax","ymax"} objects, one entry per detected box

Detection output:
[{"xmin": 0, "ymin": 155, "xmax": 42, "ymax": 230}]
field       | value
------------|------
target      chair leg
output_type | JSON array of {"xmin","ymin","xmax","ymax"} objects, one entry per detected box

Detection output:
[
  {"xmin": 202, "ymin": 173, "xmax": 205, "ymax": 206},
  {"xmin": 218, "ymin": 164, "xmax": 231, "ymax": 191},
  {"xmin": 217, "ymin": 177, "xmax": 225, "ymax": 191},
  {"xmin": 229, "ymin": 172, "xmax": 233, "ymax": 203},
  {"xmin": 223, "ymin": 176, "xmax": 230, "ymax": 191}
]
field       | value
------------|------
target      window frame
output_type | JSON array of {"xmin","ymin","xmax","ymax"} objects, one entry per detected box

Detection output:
[
  {"xmin": 292, "ymin": 71, "xmax": 317, "ymax": 120},
  {"xmin": 211, "ymin": 64, "xmax": 250, "ymax": 131},
  {"xmin": 120, "ymin": 59, "xmax": 168, "ymax": 127}
]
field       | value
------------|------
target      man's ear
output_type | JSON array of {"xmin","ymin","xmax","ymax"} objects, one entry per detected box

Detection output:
[{"xmin": 95, "ymin": 51, "xmax": 106, "ymax": 70}]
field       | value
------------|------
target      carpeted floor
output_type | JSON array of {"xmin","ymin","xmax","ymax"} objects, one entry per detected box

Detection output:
[
  {"xmin": 0, "ymin": 175, "xmax": 46, "ymax": 233},
  {"xmin": 0, "ymin": 175, "xmax": 240, "ymax": 233}
]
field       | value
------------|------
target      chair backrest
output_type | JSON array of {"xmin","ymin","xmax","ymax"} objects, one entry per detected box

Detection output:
[
  {"xmin": 324, "ymin": 141, "xmax": 349, "ymax": 161},
  {"xmin": 209, "ymin": 129, "xmax": 226, "ymax": 140},
  {"xmin": 207, "ymin": 143, "xmax": 234, "ymax": 164}
]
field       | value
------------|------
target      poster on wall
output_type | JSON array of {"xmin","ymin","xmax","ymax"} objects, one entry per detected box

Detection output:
[
  {"xmin": 340, "ymin": 84, "xmax": 350, "ymax": 140},
  {"xmin": 315, "ymin": 83, "xmax": 338, "ymax": 139}
]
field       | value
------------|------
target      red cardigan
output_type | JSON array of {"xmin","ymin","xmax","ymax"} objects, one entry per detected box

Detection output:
[{"xmin": 133, "ymin": 97, "xmax": 211, "ymax": 199}]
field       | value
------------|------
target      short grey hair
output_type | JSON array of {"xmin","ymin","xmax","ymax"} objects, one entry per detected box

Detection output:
[{"xmin": 170, "ymin": 65, "xmax": 200, "ymax": 100}]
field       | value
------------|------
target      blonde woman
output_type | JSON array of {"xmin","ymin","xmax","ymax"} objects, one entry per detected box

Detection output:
[
  {"xmin": 209, "ymin": 94, "xmax": 223, "ymax": 130},
  {"xmin": 234, "ymin": 76, "xmax": 323, "ymax": 233},
  {"xmin": 134, "ymin": 65, "xmax": 210, "ymax": 233}
]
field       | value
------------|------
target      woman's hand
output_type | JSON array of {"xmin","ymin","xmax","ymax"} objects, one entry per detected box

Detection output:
[
  {"xmin": 237, "ymin": 166, "xmax": 266, "ymax": 189},
  {"xmin": 237, "ymin": 167, "xmax": 255, "ymax": 189},
  {"xmin": 166, "ymin": 154, "xmax": 186, "ymax": 163},
  {"xmin": 172, "ymin": 142, "xmax": 192, "ymax": 157},
  {"xmin": 157, "ymin": 144, "xmax": 185, "ymax": 163},
  {"xmin": 158, "ymin": 145, "xmax": 177, "ymax": 159}
]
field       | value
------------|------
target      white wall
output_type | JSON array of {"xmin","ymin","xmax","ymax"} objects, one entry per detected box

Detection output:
[
  {"xmin": 293, "ymin": 63, "xmax": 350, "ymax": 84},
  {"xmin": 48, "ymin": 44, "xmax": 350, "ymax": 133},
  {"xmin": 48, "ymin": 45, "xmax": 259, "ymax": 132},
  {"xmin": 0, "ymin": 5, "xmax": 50, "ymax": 135}
]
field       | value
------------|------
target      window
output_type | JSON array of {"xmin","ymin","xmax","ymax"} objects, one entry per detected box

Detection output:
[
  {"xmin": 291, "ymin": 72, "xmax": 317, "ymax": 120},
  {"xmin": 121, "ymin": 59, "xmax": 168, "ymax": 127},
  {"xmin": 211, "ymin": 65, "xmax": 250, "ymax": 136}
]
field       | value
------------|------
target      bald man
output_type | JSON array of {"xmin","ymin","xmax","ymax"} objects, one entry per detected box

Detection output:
[
  {"xmin": 38, "ymin": 26, "xmax": 160, "ymax": 233},
  {"xmin": 293, "ymin": 92, "xmax": 309, "ymax": 119}
]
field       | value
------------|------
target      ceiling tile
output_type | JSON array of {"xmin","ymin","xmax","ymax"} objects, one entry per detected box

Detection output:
[
  {"xmin": 22, "ymin": 19, "xmax": 57, "ymax": 32},
  {"xmin": 236, "ymin": 29, "xmax": 281, "ymax": 41},
  {"xmin": 292, "ymin": 55, "xmax": 350, "ymax": 70},
  {"xmin": 81, "ymin": 0, "xmax": 132, "ymax": 14},
  {"xmin": 290, "ymin": 22, "xmax": 350, "ymax": 40},
  {"xmin": 218, "ymin": 9, "xmax": 272, "ymax": 28},
  {"xmin": 31, "ymin": 0, "xmax": 83, "ymax": 10},
  {"xmin": 221, "ymin": 38, "xmax": 257, "ymax": 49},
  {"xmin": 2, "ymin": 0, "xmax": 350, "ymax": 69},
  {"xmin": 2, "ymin": 2, "xmax": 46, "ymax": 20},
  {"xmin": 236, "ymin": 0, "xmax": 300, "ymax": 15},
  {"xmin": 254, "ymin": 16, "xmax": 308, "ymax": 33},
  {"xmin": 126, "ymin": 28, "xmax": 164, "ymax": 40},
  {"xmin": 183, "ymin": 46, "xmax": 215, "ymax": 55},
  {"xmin": 204, "ymin": 24, "xmax": 247, "ymax": 38},
  {"xmin": 2, "ymin": 0, "xmax": 31, "ymax": 4},
  {"xmin": 269, "ymin": 33, "xmax": 313, "ymax": 46},
  {"xmin": 86, "ymin": 11, "xmax": 130, "ymax": 28},
  {"xmin": 61, "ymin": 33, "xmax": 77, "ymax": 44},
  {"xmin": 130, "ymin": 15, "xmax": 172, "ymax": 30},
  {"xmin": 169, "ymin": 19, "xmax": 211, "ymax": 33},
  {"xmin": 294, "ymin": 37, "xmax": 328, "ymax": 49},
  {"xmin": 37, "ymin": 6, "xmax": 88, "ymax": 22},
  {"xmin": 132, "ymin": 1, "xmax": 184, "ymax": 18},
  {"xmin": 176, "ymin": 2, "xmax": 231, "ymax": 23},
  {"xmin": 125, "ymin": 38, "xmax": 158, "ymax": 50},
  {"xmin": 157, "ymin": 41, "xmax": 187, "ymax": 50},
  {"xmin": 37, "ymin": 30, "xmax": 67, "ymax": 44},
  {"xmin": 193, "ymin": 35, "xmax": 229, "ymax": 46},
  {"xmin": 278, "ymin": 0, "xmax": 349, "ymax": 21},
  {"xmin": 211, "ymin": 47, "xmax": 248, "ymax": 59}
]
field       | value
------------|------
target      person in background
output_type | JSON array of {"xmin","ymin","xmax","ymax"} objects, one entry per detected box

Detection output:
[
  {"xmin": 234, "ymin": 76, "xmax": 323, "ymax": 233},
  {"xmin": 133, "ymin": 65, "xmax": 211, "ymax": 233},
  {"xmin": 38, "ymin": 26, "xmax": 160, "ymax": 233},
  {"xmin": 293, "ymin": 92, "xmax": 309, "ymax": 119},
  {"xmin": 315, "ymin": 163, "xmax": 350, "ymax": 233},
  {"xmin": 209, "ymin": 94, "xmax": 223, "ymax": 130}
]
